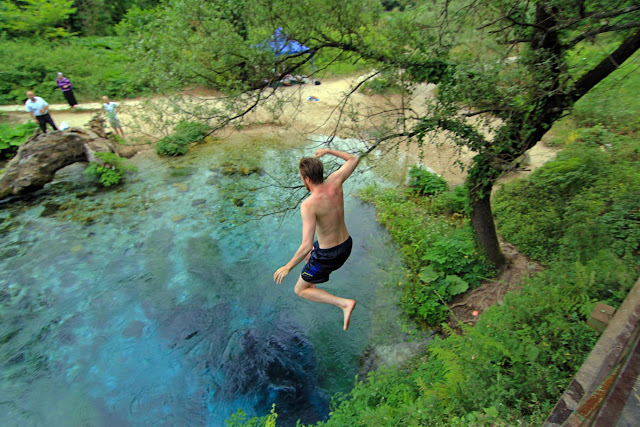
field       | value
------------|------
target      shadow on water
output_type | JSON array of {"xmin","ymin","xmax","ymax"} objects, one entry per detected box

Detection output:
[{"xmin": 0, "ymin": 135, "xmax": 418, "ymax": 426}]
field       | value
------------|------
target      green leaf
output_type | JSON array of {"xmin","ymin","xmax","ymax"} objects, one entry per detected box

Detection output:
[
  {"xmin": 419, "ymin": 265, "xmax": 442, "ymax": 283},
  {"xmin": 526, "ymin": 344, "xmax": 540, "ymax": 362},
  {"xmin": 444, "ymin": 275, "xmax": 469, "ymax": 295}
]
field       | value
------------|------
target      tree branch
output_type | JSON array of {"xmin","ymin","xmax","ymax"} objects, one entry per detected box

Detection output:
[
  {"xmin": 567, "ymin": 22, "xmax": 640, "ymax": 49},
  {"xmin": 571, "ymin": 29, "xmax": 640, "ymax": 100},
  {"xmin": 551, "ymin": 5, "xmax": 640, "ymax": 32}
]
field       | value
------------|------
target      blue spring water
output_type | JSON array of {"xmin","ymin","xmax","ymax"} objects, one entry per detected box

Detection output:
[{"xmin": 0, "ymin": 135, "xmax": 407, "ymax": 426}]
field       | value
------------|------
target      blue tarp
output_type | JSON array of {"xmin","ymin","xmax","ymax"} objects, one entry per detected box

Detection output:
[
  {"xmin": 263, "ymin": 28, "xmax": 315, "ymax": 82},
  {"xmin": 267, "ymin": 27, "xmax": 311, "ymax": 56}
]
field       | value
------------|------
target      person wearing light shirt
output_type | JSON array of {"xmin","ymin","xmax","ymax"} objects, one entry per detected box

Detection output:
[
  {"xmin": 25, "ymin": 91, "xmax": 58, "ymax": 133},
  {"xmin": 102, "ymin": 96, "xmax": 125, "ymax": 139}
]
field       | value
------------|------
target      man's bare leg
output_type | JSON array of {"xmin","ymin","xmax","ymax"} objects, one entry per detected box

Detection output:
[{"xmin": 294, "ymin": 276, "xmax": 356, "ymax": 330}]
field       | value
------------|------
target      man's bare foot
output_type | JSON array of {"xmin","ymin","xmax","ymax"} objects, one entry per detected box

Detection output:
[{"xmin": 343, "ymin": 299, "xmax": 356, "ymax": 331}]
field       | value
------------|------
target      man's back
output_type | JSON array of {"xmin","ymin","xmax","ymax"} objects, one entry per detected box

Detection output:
[
  {"xmin": 306, "ymin": 178, "xmax": 349, "ymax": 248},
  {"xmin": 273, "ymin": 148, "xmax": 359, "ymax": 330}
]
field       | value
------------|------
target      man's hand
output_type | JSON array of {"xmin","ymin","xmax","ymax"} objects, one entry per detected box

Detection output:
[
  {"xmin": 39, "ymin": 108, "xmax": 46, "ymax": 114},
  {"xmin": 314, "ymin": 149, "xmax": 330, "ymax": 158},
  {"xmin": 273, "ymin": 266, "xmax": 291, "ymax": 284}
]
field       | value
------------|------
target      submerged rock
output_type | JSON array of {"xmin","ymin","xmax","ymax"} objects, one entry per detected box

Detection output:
[
  {"xmin": 0, "ymin": 116, "xmax": 122, "ymax": 198},
  {"xmin": 219, "ymin": 317, "xmax": 329, "ymax": 425}
]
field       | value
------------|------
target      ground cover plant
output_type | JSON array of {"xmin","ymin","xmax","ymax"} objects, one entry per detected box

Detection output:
[
  {"xmin": 84, "ymin": 152, "xmax": 137, "ymax": 187},
  {"xmin": 0, "ymin": 122, "xmax": 37, "ymax": 159},
  {"xmin": 155, "ymin": 121, "xmax": 210, "ymax": 156},
  {"xmin": 359, "ymin": 172, "xmax": 492, "ymax": 327}
]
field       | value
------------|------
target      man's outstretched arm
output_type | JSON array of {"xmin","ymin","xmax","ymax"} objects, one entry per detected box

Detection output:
[
  {"xmin": 314, "ymin": 149, "xmax": 359, "ymax": 184},
  {"xmin": 274, "ymin": 202, "xmax": 316, "ymax": 284}
]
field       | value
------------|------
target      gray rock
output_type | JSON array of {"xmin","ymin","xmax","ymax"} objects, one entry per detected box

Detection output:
[{"xmin": 0, "ymin": 115, "xmax": 121, "ymax": 197}]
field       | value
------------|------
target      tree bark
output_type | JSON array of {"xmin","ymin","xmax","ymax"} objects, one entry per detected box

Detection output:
[{"xmin": 470, "ymin": 188, "xmax": 506, "ymax": 268}]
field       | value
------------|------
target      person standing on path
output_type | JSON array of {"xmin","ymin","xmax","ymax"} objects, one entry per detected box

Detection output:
[
  {"xmin": 102, "ymin": 96, "xmax": 125, "ymax": 139},
  {"xmin": 25, "ymin": 91, "xmax": 58, "ymax": 133},
  {"xmin": 274, "ymin": 148, "xmax": 359, "ymax": 330},
  {"xmin": 56, "ymin": 72, "xmax": 78, "ymax": 108}
]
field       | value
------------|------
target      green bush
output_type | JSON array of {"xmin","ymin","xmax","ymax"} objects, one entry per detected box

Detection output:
[
  {"xmin": 84, "ymin": 152, "xmax": 137, "ymax": 187},
  {"xmin": 0, "ymin": 37, "xmax": 151, "ymax": 105},
  {"xmin": 495, "ymin": 132, "xmax": 640, "ymax": 266},
  {"xmin": 318, "ymin": 254, "xmax": 634, "ymax": 426},
  {"xmin": 431, "ymin": 185, "xmax": 469, "ymax": 215},
  {"xmin": 359, "ymin": 185, "xmax": 492, "ymax": 325},
  {"xmin": 359, "ymin": 72, "xmax": 405, "ymax": 95},
  {"xmin": 0, "ymin": 122, "xmax": 37, "ymax": 159},
  {"xmin": 407, "ymin": 165, "xmax": 448, "ymax": 196},
  {"xmin": 155, "ymin": 121, "xmax": 210, "ymax": 157}
]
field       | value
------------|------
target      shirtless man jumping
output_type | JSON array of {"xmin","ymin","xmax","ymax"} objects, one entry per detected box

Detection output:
[{"xmin": 273, "ymin": 148, "xmax": 359, "ymax": 330}]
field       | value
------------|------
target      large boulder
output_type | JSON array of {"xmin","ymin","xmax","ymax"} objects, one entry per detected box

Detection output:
[{"xmin": 0, "ymin": 116, "xmax": 121, "ymax": 197}]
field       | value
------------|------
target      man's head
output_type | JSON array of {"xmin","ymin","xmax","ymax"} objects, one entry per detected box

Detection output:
[
  {"xmin": 57, "ymin": 72, "xmax": 64, "ymax": 79},
  {"xmin": 26, "ymin": 91, "xmax": 35, "ymax": 101},
  {"xmin": 102, "ymin": 96, "xmax": 110, "ymax": 103},
  {"xmin": 299, "ymin": 157, "xmax": 324, "ymax": 189}
]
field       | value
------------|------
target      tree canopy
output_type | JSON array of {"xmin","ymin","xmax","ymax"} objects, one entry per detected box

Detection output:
[{"xmin": 0, "ymin": 0, "xmax": 77, "ymax": 38}]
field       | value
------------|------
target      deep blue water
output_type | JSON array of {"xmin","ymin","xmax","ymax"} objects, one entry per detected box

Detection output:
[{"xmin": 0, "ymin": 135, "xmax": 407, "ymax": 426}]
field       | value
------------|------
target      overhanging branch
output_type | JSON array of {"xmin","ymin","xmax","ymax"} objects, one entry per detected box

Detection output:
[
  {"xmin": 571, "ymin": 29, "xmax": 640, "ymax": 101},
  {"xmin": 567, "ymin": 22, "xmax": 640, "ymax": 49}
]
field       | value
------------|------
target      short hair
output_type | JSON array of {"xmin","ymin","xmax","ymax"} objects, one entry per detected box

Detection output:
[{"xmin": 299, "ymin": 157, "xmax": 324, "ymax": 184}]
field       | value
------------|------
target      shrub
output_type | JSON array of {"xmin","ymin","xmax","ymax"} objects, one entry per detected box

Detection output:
[
  {"xmin": 84, "ymin": 152, "xmax": 137, "ymax": 187},
  {"xmin": 320, "ymin": 256, "xmax": 634, "ymax": 426},
  {"xmin": 359, "ymin": 185, "xmax": 492, "ymax": 326},
  {"xmin": 495, "ymin": 132, "xmax": 640, "ymax": 266},
  {"xmin": 0, "ymin": 122, "xmax": 38, "ymax": 159},
  {"xmin": 431, "ymin": 185, "xmax": 469, "ymax": 215},
  {"xmin": 359, "ymin": 73, "xmax": 405, "ymax": 95},
  {"xmin": 407, "ymin": 165, "xmax": 448, "ymax": 196},
  {"xmin": 155, "ymin": 121, "xmax": 210, "ymax": 156},
  {"xmin": 0, "ymin": 37, "xmax": 151, "ymax": 105}
]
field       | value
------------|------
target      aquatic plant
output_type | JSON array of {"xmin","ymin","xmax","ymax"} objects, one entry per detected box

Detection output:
[
  {"xmin": 155, "ymin": 121, "xmax": 210, "ymax": 156},
  {"xmin": 84, "ymin": 152, "xmax": 137, "ymax": 187}
]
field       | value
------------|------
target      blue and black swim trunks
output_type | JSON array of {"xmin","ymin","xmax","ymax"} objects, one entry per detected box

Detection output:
[{"xmin": 301, "ymin": 236, "xmax": 353, "ymax": 284}]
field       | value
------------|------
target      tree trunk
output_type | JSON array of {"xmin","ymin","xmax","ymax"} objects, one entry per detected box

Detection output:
[{"xmin": 470, "ymin": 190, "xmax": 506, "ymax": 269}]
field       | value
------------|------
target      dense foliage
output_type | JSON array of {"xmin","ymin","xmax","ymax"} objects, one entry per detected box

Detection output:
[
  {"xmin": 360, "ymin": 177, "xmax": 492, "ymax": 326},
  {"xmin": 0, "ymin": 0, "xmax": 160, "ymax": 38},
  {"xmin": 155, "ymin": 121, "xmax": 210, "ymax": 156},
  {"xmin": 84, "ymin": 151, "xmax": 137, "ymax": 187},
  {"xmin": 0, "ymin": 37, "xmax": 150, "ymax": 105},
  {"xmin": 494, "ymin": 130, "xmax": 640, "ymax": 277},
  {"xmin": 407, "ymin": 165, "xmax": 448, "ymax": 196},
  {"xmin": 0, "ymin": 122, "xmax": 37, "ymax": 159}
]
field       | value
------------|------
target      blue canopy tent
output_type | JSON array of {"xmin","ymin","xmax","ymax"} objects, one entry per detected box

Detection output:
[{"xmin": 265, "ymin": 28, "xmax": 315, "ymax": 84}]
